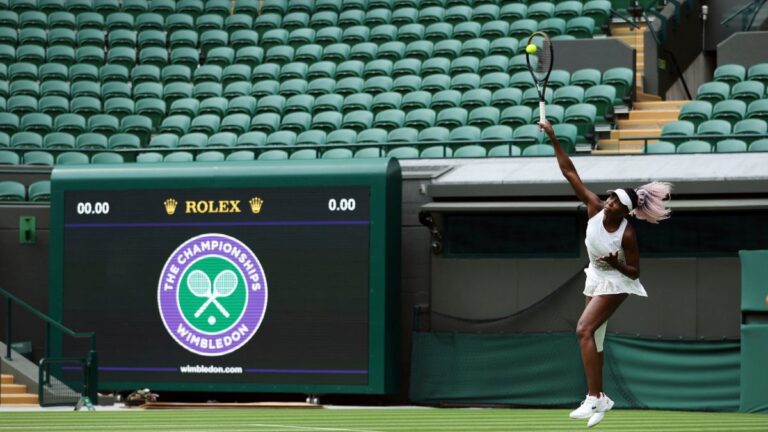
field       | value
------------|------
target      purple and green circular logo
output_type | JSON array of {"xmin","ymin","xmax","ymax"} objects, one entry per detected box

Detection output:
[{"xmin": 158, "ymin": 233, "xmax": 268, "ymax": 357}]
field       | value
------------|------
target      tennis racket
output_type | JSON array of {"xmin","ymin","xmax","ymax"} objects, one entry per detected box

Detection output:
[{"xmin": 525, "ymin": 32, "xmax": 554, "ymax": 125}]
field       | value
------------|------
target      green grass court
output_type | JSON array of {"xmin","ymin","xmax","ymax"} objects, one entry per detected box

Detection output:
[{"xmin": 0, "ymin": 408, "xmax": 766, "ymax": 432}]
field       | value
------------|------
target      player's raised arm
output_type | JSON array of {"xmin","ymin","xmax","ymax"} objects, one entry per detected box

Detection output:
[{"xmin": 538, "ymin": 120, "xmax": 602, "ymax": 216}]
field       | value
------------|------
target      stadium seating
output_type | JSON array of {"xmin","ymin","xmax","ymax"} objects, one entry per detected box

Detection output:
[
  {"xmin": 0, "ymin": 1, "xmax": 650, "ymax": 162},
  {"xmin": 654, "ymin": 63, "xmax": 768, "ymax": 153}
]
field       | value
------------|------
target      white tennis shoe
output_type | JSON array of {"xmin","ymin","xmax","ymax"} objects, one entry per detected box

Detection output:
[
  {"xmin": 570, "ymin": 393, "xmax": 614, "ymax": 421},
  {"xmin": 569, "ymin": 395, "xmax": 599, "ymax": 419},
  {"xmin": 587, "ymin": 393, "xmax": 615, "ymax": 427}
]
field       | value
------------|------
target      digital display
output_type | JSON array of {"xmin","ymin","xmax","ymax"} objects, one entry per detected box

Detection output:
[{"xmin": 61, "ymin": 186, "xmax": 372, "ymax": 388}]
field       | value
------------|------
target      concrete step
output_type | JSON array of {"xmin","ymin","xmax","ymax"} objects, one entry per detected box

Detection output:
[
  {"xmin": 610, "ymin": 128, "xmax": 660, "ymax": 139},
  {"xmin": 1, "ymin": 374, "xmax": 13, "ymax": 384},
  {"xmin": 1, "ymin": 383, "xmax": 28, "ymax": 394},
  {"xmin": 633, "ymin": 100, "xmax": 688, "ymax": 110},
  {"xmin": 596, "ymin": 138, "xmax": 648, "ymax": 151},
  {"xmin": 0, "ymin": 393, "xmax": 39, "ymax": 405},
  {"xmin": 636, "ymin": 92, "xmax": 663, "ymax": 102},
  {"xmin": 612, "ymin": 26, "xmax": 647, "ymax": 36},
  {"xmin": 617, "ymin": 119, "xmax": 671, "ymax": 129},
  {"xmin": 629, "ymin": 109, "xmax": 679, "ymax": 120},
  {"xmin": 612, "ymin": 35, "xmax": 642, "ymax": 46}
]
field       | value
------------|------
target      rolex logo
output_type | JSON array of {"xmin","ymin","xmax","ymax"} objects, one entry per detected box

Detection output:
[
  {"xmin": 164, "ymin": 198, "xmax": 178, "ymax": 215},
  {"xmin": 249, "ymin": 197, "xmax": 263, "ymax": 214}
]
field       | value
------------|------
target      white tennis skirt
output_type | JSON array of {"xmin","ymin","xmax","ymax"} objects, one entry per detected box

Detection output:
[{"xmin": 583, "ymin": 266, "xmax": 648, "ymax": 297}]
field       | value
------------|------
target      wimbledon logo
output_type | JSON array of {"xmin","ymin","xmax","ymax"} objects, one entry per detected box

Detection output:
[{"xmin": 158, "ymin": 233, "xmax": 268, "ymax": 356}]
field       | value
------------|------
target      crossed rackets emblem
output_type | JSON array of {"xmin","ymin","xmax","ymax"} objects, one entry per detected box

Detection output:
[{"xmin": 186, "ymin": 269, "xmax": 238, "ymax": 323}]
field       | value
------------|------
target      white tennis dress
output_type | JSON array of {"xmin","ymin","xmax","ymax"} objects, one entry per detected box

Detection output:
[{"xmin": 583, "ymin": 209, "xmax": 648, "ymax": 297}]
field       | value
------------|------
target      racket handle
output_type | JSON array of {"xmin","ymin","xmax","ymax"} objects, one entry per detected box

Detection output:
[{"xmin": 539, "ymin": 101, "xmax": 546, "ymax": 124}]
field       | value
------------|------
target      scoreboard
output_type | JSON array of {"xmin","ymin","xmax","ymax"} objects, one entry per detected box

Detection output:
[{"xmin": 49, "ymin": 159, "xmax": 400, "ymax": 395}]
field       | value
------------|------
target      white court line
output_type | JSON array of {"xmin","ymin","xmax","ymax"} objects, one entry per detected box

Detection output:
[{"xmin": 249, "ymin": 424, "xmax": 382, "ymax": 432}]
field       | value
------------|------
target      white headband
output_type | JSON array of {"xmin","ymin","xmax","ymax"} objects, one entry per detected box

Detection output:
[{"xmin": 609, "ymin": 189, "xmax": 634, "ymax": 211}]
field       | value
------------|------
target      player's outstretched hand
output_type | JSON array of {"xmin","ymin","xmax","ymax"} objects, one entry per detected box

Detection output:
[{"xmin": 537, "ymin": 120, "xmax": 554, "ymax": 135}]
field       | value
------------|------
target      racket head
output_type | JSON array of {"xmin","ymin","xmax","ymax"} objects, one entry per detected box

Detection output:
[
  {"xmin": 525, "ymin": 32, "xmax": 553, "ymax": 124},
  {"xmin": 525, "ymin": 32, "xmax": 554, "ymax": 89},
  {"xmin": 187, "ymin": 269, "xmax": 212, "ymax": 297},
  {"xmin": 212, "ymin": 269, "xmax": 238, "ymax": 297}
]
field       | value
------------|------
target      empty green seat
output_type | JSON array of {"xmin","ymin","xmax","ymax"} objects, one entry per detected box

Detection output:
[
  {"xmin": 75, "ymin": 132, "xmax": 107, "ymax": 150},
  {"xmin": 0, "ymin": 180, "xmax": 26, "ymax": 200},
  {"xmin": 164, "ymin": 151, "xmax": 194, "ymax": 163},
  {"xmin": 23, "ymin": 150, "xmax": 55, "ymax": 166},
  {"xmin": 583, "ymin": 0, "xmax": 611, "ymax": 34},
  {"xmin": 321, "ymin": 148, "xmax": 353, "ymax": 159},
  {"xmin": 731, "ymin": 81, "xmax": 765, "ymax": 105},
  {"xmin": 176, "ymin": 132, "xmax": 206, "ymax": 148},
  {"xmin": 11, "ymin": 131, "xmax": 43, "ymax": 148},
  {"xmin": 490, "ymin": 88, "xmax": 523, "ymax": 110},
  {"xmin": 747, "ymin": 99, "xmax": 768, "ymax": 122},
  {"xmin": 677, "ymin": 140, "xmax": 712, "ymax": 153},
  {"xmin": 563, "ymin": 103, "xmax": 596, "ymax": 142},
  {"xmin": 357, "ymin": 128, "xmax": 388, "ymax": 144},
  {"xmin": 538, "ymin": 17, "xmax": 566, "ymax": 36},
  {"xmin": 661, "ymin": 120, "xmax": 695, "ymax": 143},
  {"xmin": 296, "ymin": 130, "xmax": 326, "ymax": 146},
  {"xmin": 696, "ymin": 81, "xmax": 730, "ymax": 104},
  {"xmin": 136, "ymin": 151, "xmax": 164, "ymax": 163},
  {"xmin": 678, "ymin": 100, "xmax": 712, "ymax": 128},
  {"xmin": 226, "ymin": 150, "xmax": 255, "ymax": 161},
  {"xmin": 747, "ymin": 63, "xmax": 768, "ymax": 86},
  {"xmin": 56, "ymin": 151, "xmax": 90, "ymax": 165},
  {"xmin": 108, "ymin": 133, "xmax": 141, "ymax": 150},
  {"xmin": 522, "ymin": 143, "xmax": 554, "ymax": 156},
  {"xmin": 644, "ymin": 140, "xmax": 676, "ymax": 154},
  {"xmin": 571, "ymin": 68, "xmax": 602, "ymax": 89},
  {"xmin": 697, "ymin": 119, "xmax": 731, "ymax": 144},
  {"xmin": 418, "ymin": 126, "xmax": 449, "ymax": 143},
  {"xmin": 733, "ymin": 118, "xmax": 768, "ymax": 142},
  {"xmin": 712, "ymin": 99, "xmax": 747, "ymax": 125},
  {"xmin": 749, "ymin": 138, "xmax": 768, "ymax": 152},
  {"xmin": 584, "ymin": 85, "xmax": 616, "ymax": 122},
  {"xmin": 500, "ymin": 105, "xmax": 532, "ymax": 128},
  {"xmin": 566, "ymin": 17, "xmax": 595, "ymax": 39},
  {"xmin": 716, "ymin": 139, "xmax": 748, "ymax": 153},
  {"xmin": 713, "ymin": 64, "xmax": 746, "ymax": 86},
  {"xmin": 435, "ymin": 106, "xmax": 467, "ymax": 128},
  {"xmin": 207, "ymin": 132, "xmax": 237, "ymax": 148},
  {"xmin": 602, "ymin": 67, "xmax": 634, "ymax": 104},
  {"xmin": 419, "ymin": 145, "xmax": 452, "ymax": 158}
]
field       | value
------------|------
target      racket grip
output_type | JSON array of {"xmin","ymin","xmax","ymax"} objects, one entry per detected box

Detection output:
[{"xmin": 539, "ymin": 101, "xmax": 546, "ymax": 124}]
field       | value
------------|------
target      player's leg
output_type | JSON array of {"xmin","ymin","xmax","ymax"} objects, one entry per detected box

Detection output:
[{"xmin": 570, "ymin": 294, "xmax": 626, "ymax": 420}]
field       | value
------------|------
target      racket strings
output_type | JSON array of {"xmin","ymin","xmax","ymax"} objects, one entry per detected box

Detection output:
[{"xmin": 534, "ymin": 40, "xmax": 552, "ymax": 79}]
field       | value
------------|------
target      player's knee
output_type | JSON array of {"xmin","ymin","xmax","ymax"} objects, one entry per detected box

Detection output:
[{"xmin": 576, "ymin": 321, "xmax": 594, "ymax": 342}]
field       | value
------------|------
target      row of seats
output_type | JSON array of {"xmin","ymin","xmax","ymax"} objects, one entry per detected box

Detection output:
[
  {"xmin": 0, "ymin": 179, "xmax": 48, "ymax": 202},
  {"xmin": 0, "ymin": 0, "xmax": 229, "ymax": 16},
  {"xmin": 660, "ymin": 119, "xmax": 768, "ymax": 144},
  {"xmin": 0, "ymin": 32, "xmax": 581, "ymax": 67},
  {"xmin": 0, "ymin": 4, "xmax": 609, "ymax": 35},
  {"xmin": 0, "ymin": 85, "xmax": 616, "ymax": 119},
  {"xmin": 646, "ymin": 139, "xmax": 768, "ymax": 154},
  {"xmin": 0, "ymin": 73, "xmax": 623, "ymax": 103},
  {"xmin": 678, "ymin": 99, "xmax": 768, "ymax": 128},
  {"xmin": 0, "ymin": 58, "xmax": 633, "ymax": 95},
  {"xmin": 0, "ymin": 0, "xmax": 617, "ymax": 17},
  {"xmin": 0, "ymin": 101, "xmax": 598, "ymax": 144},
  {"xmin": 0, "ymin": 140, "xmax": 562, "ymax": 166},
  {"xmin": 0, "ymin": 18, "xmax": 594, "ymax": 52}
]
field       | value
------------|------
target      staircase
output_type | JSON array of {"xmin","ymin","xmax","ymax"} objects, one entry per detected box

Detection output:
[
  {"xmin": 594, "ymin": 21, "xmax": 684, "ymax": 154},
  {"xmin": 1, "ymin": 373, "xmax": 38, "ymax": 406}
]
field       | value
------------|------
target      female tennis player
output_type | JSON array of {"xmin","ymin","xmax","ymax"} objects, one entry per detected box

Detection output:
[{"xmin": 538, "ymin": 120, "xmax": 672, "ymax": 427}]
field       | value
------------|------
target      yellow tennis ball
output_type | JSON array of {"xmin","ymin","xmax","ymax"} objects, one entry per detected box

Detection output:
[{"xmin": 526, "ymin": 44, "xmax": 538, "ymax": 54}]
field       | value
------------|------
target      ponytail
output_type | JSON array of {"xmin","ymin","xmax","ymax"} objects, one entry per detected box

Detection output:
[{"xmin": 631, "ymin": 182, "xmax": 672, "ymax": 224}]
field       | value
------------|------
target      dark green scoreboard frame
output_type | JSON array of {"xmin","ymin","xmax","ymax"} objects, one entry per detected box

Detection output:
[{"xmin": 49, "ymin": 159, "xmax": 401, "ymax": 395}]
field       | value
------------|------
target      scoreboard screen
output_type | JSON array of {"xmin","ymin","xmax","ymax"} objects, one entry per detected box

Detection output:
[{"xmin": 50, "ymin": 160, "xmax": 400, "ymax": 394}]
